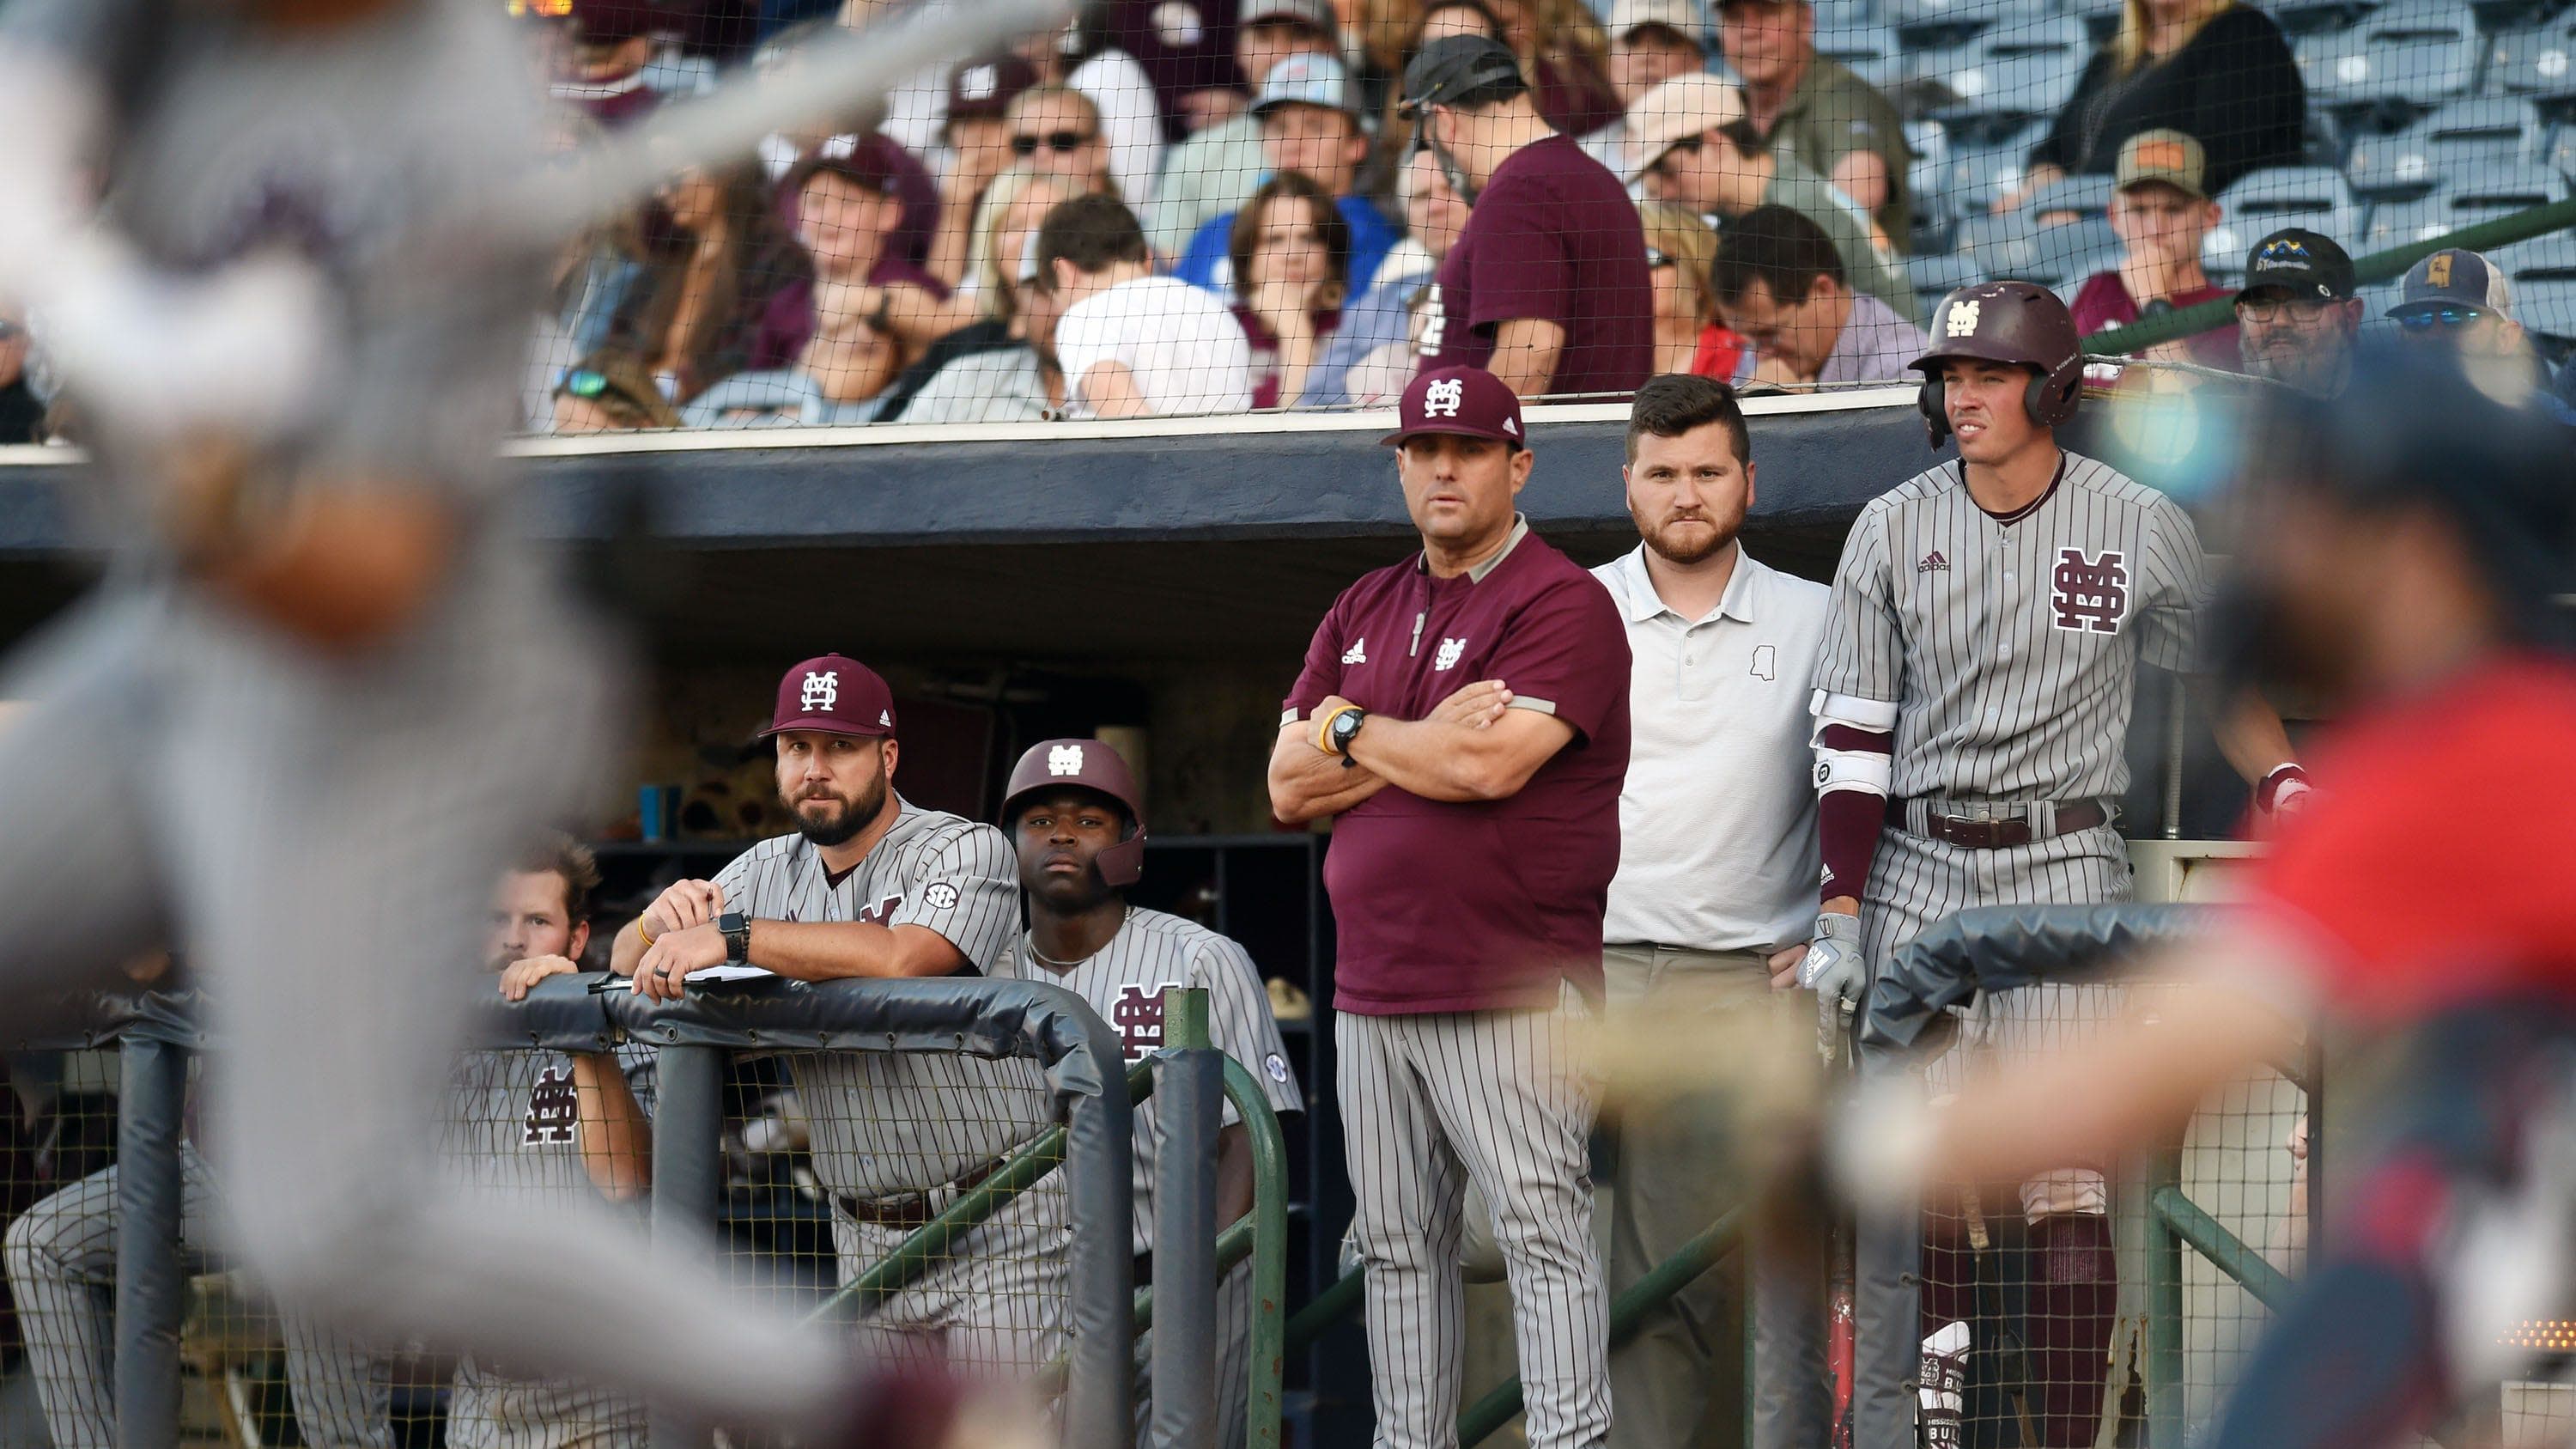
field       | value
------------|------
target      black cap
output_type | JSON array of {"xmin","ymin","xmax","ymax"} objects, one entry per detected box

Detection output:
[
  {"xmin": 1399, "ymin": 34, "xmax": 1525, "ymax": 116},
  {"xmin": 2240, "ymin": 228, "xmax": 2356, "ymax": 303}
]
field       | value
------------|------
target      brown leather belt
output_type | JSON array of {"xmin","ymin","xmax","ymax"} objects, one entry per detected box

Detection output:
[
  {"xmin": 836, "ymin": 1157, "xmax": 1005, "ymax": 1231},
  {"xmin": 1888, "ymin": 797, "xmax": 2111, "ymax": 849}
]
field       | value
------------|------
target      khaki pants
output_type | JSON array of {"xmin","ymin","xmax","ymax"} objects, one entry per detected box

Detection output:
[{"xmin": 1603, "ymin": 945, "xmax": 1827, "ymax": 1449}]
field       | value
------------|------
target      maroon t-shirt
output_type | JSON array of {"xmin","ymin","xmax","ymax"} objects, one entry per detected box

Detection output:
[
  {"xmin": 1416, "ymin": 134, "xmax": 1653, "ymax": 399},
  {"xmin": 747, "ymin": 257, "xmax": 953, "ymax": 374},
  {"xmin": 2068, "ymin": 271, "xmax": 2240, "ymax": 373},
  {"xmin": 1285, "ymin": 524, "xmax": 1632, "ymax": 1014}
]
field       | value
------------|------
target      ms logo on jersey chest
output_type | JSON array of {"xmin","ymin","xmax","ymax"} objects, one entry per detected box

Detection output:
[
  {"xmin": 2050, "ymin": 549, "xmax": 2129, "ymax": 634},
  {"xmin": 1110, "ymin": 983, "xmax": 1186, "ymax": 1060},
  {"xmin": 523, "ymin": 1066, "xmax": 580, "ymax": 1146},
  {"xmin": 1433, "ymin": 637, "xmax": 1468, "ymax": 671}
]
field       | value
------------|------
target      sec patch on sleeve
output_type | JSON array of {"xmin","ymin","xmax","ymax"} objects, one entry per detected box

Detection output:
[{"xmin": 921, "ymin": 881, "xmax": 960, "ymax": 910}]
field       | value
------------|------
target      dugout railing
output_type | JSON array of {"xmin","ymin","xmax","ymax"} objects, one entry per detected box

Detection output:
[
  {"xmin": 3, "ymin": 975, "xmax": 1212, "ymax": 1449},
  {"xmin": 1857, "ymin": 903, "xmax": 2311, "ymax": 1449}
]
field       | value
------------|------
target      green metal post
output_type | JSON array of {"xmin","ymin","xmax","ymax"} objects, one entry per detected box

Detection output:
[
  {"xmin": 806, "ymin": 1062, "xmax": 1155, "ymax": 1324},
  {"xmin": 2150, "ymin": 1187, "xmax": 2292, "ymax": 1311},
  {"xmin": 1221, "ymin": 1057, "xmax": 1290, "ymax": 1449},
  {"xmin": 2146, "ymin": 1141, "xmax": 2186, "ymax": 1449},
  {"xmin": 1457, "ymin": 1211, "xmax": 1745, "ymax": 1447},
  {"xmin": 1284, "ymin": 1266, "xmax": 1365, "ymax": 1355}
]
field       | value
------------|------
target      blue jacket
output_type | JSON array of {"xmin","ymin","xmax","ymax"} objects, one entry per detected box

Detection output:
[{"xmin": 1172, "ymin": 193, "xmax": 1400, "ymax": 307}]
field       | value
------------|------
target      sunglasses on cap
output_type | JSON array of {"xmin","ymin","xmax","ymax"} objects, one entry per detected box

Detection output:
[
  {"xmin": 561, "ymin": 367, "xmax": 612, "ymax": 399},
  {"xmin": 1644, "ymin": 247, "xmax": 1674, "ymax": 268},
  {"xmin": 1012, "ymin": 129, "xmax": 1097, "ymax": 156},
  {"xmin": 2397, "ymin": 304, "xmax": 2487, "ymax": 332}
]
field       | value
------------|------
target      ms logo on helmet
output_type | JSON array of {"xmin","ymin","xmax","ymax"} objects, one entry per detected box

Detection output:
[
  {"xmin": 1048, "ymin": 744, "xmax": 1085, "ymax": 776},
  {"xmin": 1945, "ymin": 301, "xmax": 1982, "ymax": 338}
]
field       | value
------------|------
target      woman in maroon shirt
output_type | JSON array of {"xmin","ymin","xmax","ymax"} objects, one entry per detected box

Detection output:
[{"xmin": 1230, "ymin": 173, "xmax": 1350, "ymax": 408}]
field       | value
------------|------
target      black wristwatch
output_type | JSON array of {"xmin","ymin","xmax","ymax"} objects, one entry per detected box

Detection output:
[
  {"xmin": 1327, "ymin": 706, "xmax": 1368, "ymax": 765},
  {"xmin": 719, "ymin": 911, "xmax": 751, "ymax": 965},
  {"xmin": 2139, "ymin": 297, "xmax": 2176, "ymax": 320}
]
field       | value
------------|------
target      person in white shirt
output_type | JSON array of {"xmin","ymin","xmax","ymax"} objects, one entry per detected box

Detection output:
[
  {"xmin": 1036, "ymin": 193, "xmax": 1253, "ymax": 417},
  {"xmin": 1588, "ymin": 374, "xmax": 1832, "ymax": 1449}
]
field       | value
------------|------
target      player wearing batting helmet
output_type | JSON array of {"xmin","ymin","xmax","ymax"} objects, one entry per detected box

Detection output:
[
  {"xmin": 988, "ymin": 739, "xmax": 1303, "ymax": 1449},
  {"xmin": 1789, "ymin": 280, "xmax": 2308, "ymax": 1449},
  {"xmin": 1844, "ymin": 344, "xmax": 2576, "ymax": 1449},
  {"xmin": 1268, "ymin": 365, "xmax": 1631, "ymax": 1449}
]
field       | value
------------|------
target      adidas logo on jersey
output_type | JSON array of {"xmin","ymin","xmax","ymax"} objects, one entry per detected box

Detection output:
[
  {"xmin": 1917, "ymin": 551, "xmax": 1951, "ymax": 573},
  {"xmin": 1341, "ymin": 638, "xmax": 1368, "ymax": 665}
]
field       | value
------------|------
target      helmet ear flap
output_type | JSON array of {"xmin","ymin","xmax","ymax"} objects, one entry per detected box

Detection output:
[
  {"xmin": 1917, "ymin": 375, "xmax": 1951, "ymax": 447},
  {"xmin": 2025, "ymin": 356, "xmax": 2084, "ymax": 428}
]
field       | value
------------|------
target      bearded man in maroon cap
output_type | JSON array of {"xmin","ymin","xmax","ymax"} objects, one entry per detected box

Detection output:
[
  {"xmin": 611, "ymin": 654, "xmax": 1072, "ymax": 1379},
  {"xmin": 1268, "ymin": 365, "xmax": 1631, "ymax": 1449}
]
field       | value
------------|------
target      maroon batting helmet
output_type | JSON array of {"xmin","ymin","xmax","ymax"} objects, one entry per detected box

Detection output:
[
  {"xmin": 1001, "ymin": 739, "xmax": 1149, "ymax": 888},
  {"xmin": 1910, "ymin": 281, "xmax": 2086, "ymax": 447}
]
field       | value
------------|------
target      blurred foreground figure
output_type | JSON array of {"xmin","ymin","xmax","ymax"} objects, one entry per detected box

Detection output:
[
  {"xmin": 1844, "ymin": 346, "xmax": 2576, "ymax": 1449},
  {"xmin": 0, "ymin": 2, "xmax": 1008, "ymax": 1441}
]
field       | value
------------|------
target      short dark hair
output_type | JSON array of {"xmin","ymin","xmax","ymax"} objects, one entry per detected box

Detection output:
[
  {"xmin": 1036, "ymin": 192, "xmax": 1151, "ymax": 277},
  {"xmin": 1710, "ymin": 203, "xmax": 1845, "ymax": 307},
  {"xmin": 1230, "ymin": 173, "xmax": 1352, "ymax": 310},
  {"xmin": 513, "ymin": 831, "xmax": 603, "ymax": 926},
  {"xmin": 1625, "ymin": 374, "xmax": 1751, "ymax": 464}
]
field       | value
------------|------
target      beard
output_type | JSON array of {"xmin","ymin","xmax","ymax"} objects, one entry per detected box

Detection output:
[
  {"xmin": 1636, "ymin": 505, "xmax": 1742, "ymax": 566},
  {"xmin": 788, "ymin": 770, "xmax": 890, "ymax": 849}
]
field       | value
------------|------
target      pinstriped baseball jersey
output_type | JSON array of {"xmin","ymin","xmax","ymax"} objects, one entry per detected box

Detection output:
[
  {"xmin": 711, "ymin": 801, "xmax": 1048, "ymax": 1198},
  {"xmin": 1815, "ymin": 452, "xmax": 2208, "ymax": 801},
  {"xmin": 438, "ymin": 1044, "xmax": 657, "ymax": 1449},
  {"xmin": 992, "ymin": 907, "xmax": 1303, "ymax": 1256}
]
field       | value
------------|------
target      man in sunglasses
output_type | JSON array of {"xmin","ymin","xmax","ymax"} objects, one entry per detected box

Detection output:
[
  {"xmin": 2234, "ymin": 227, "xmax": 2361, "ymax": 399},
  {"xmin": 2388, "ymin": 247, "xmax": 2576, "ymax": 426},
  {"xmin": 1625, "ymin": 72, "xmax": 1922, "ymax": 326}
]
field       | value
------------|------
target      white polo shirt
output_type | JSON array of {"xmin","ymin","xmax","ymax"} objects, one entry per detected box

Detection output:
[{"xmin": 1593, "ymin": 544, "xmax": 1833, "ymax": 953}]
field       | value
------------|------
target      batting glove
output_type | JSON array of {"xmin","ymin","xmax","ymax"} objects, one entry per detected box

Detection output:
[{"xmin": 1798, "ymin": 911, "xmax": 1866, "ymax": 1054}]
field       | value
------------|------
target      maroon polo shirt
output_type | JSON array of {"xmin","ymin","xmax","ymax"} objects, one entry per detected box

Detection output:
[
  {"xmin": 1414, "ymin": 133, "xmax": 1654, "ymax": 399},
  {"xmin": 1285, "ymin": 520, "xmax": 1632, "ymax": 1014}
]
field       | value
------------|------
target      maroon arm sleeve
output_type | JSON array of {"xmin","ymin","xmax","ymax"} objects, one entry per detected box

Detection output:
[{"xmin": 1819, "ymin": 722, "xmax": 1893, "ymax": 905}]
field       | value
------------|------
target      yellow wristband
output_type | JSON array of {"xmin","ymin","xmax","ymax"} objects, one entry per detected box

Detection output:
[
  {"xmin": 1315, "ymin": 704, "xmax": 1358, "ymax": 756},
  {"xmin": 637, "ymin": 919, "xmax": 658, "ymax": 947}
]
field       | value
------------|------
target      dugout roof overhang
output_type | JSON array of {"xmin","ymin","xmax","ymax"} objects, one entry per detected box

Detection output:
[{"xmin": 0, "ymin": 387, "xmax": 2219, "ymax": 663}]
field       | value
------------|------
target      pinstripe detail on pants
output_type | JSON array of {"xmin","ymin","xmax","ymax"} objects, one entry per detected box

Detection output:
[{"xmin": 1336, "ymin": 985, "xmax": 1608, "ymax": 1449}]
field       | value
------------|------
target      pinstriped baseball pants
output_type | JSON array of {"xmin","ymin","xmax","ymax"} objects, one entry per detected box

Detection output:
[
  {"xmin": 1850, "ymin": 824, "xmax": 2132, "ymax": 1449},
  {"xmin": 1336, "ymin": 984, "xmax": 1608, "ymax": 1449}
]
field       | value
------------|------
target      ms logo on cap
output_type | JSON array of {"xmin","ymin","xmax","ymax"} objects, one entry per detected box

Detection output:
[
  {"xmin": 1423, "ymin": 378, "xmax": 1465, "ymax": 417},
  {"xmin": 800, "ymin": 671, "xmax": 839, "ymax": 712},
  {"xmin": 1945, "ymin": 300, "xmax": 1982, "ymax": 338},
  {"xmin": 1048, "ymin": 743, "xmax": 1085, "ymax": 776}
]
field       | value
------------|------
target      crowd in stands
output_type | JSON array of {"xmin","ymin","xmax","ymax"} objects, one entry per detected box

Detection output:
[{"xmin": 2, "ymin": 0, "xmax": 2567, "ymax": 445}]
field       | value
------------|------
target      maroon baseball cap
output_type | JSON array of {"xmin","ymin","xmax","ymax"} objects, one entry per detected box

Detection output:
[
  {"xmin": 762, "ymin": 654, "xmax": 896, "ymax": 739},
  {"xmin": 1379, "ymin": 366, "xmax": 1527, "ymax": 449}
]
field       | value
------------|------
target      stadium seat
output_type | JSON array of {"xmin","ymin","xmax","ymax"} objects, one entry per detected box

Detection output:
[
  {"xmin": 1955, "ymin": 210, "xmax": 2111, "ymax": 283},
  {"xmin": 1886, "ymin": 0, "xmax": 2047, "ymax": 46},
  {"xmin": 1816, "ymin": 23, "xmax": 1905, "ymax": 89},
  {"xmin": 2344, "ymin": 97, "xmax": 2545, "ymax": 199},
  {"xmin": 2361, "ymin": 163, "xmax": 2567, "ymax": 245},
  {"xmin": 1813, "ymin": 0, "xmax": 1879, "ymax": 33},
  {"xmin": 1922, "ymin": 18, "xmax": 2088, "ymax": 139},
  {"xmin": 1933, "ymin": 119, "xmax": 2049, "ymax": 214},
  {"xmin": 2495, "ymin": 225, "xmax": 2576, "ymax": 278},
  {"xmin": 2202, "ymin": 169, "xmax": 2368, "ymax": 278},
  {"xmin": 2294, "ymin": 0, "xmax": 2478, "ymax": 111},
  {"xmin": 2549, "ymin": 123, "xmax": 2576, "ymax": 182},
  {"xmin": 1906, "ymin": 119, "xmax": 1958, "ymax": 253},
  {"xmin": 2513, "ymin": 277, "xmax": 2576, "ymax": 341},
  {"xmin": 1910, "ymin": 248, "xmax": 1987, "ymax": 316},
  {"xmin": 2026, "ymin": 173, "xmax": 2116, "ymax": 222},
  {"xmin": 2485, "ymin": 14, "xmax": 2576, "ymax": 101}
]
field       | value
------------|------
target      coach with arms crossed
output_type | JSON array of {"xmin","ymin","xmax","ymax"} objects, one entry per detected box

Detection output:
[{"xmin": 1270, "ymin": 364, "xmax": 1631, "ymax": 1449}]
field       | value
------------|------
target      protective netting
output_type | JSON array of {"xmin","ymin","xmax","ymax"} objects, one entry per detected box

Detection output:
[
  {"xmin": 16, "ymin": 0, "xmax": 2561, "ymax": 441},
  {"xmin": 1911, "ymin": 981, "xmax": 2303, "ymax": 1449},
  {"xmin": 738, "ymin": 1048, "xmax": 1071, "ymax": 1384}
]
